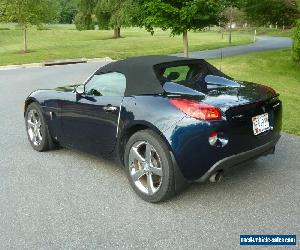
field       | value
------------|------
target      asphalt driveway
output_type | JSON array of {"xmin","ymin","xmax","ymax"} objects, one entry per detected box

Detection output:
[
  {"xmin": 175, "ymin": 36, "xmax": 292, "ymax": 59},
  {"xmin": 0, "ymin": 63, "xmax": 299, "ymax": 249}
]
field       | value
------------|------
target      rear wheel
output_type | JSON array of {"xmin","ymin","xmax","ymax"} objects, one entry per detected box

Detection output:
[
  {"xmin": 124, "ymin": 130, "xmax": 175, "ymax": 203},
  {"xmin": 25, "ymin": 102, "xmax": 53, "ymax": 152}
]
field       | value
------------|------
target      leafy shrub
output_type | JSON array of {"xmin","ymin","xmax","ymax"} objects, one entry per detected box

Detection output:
[
  {"xmin": 74, "ymin": 12, "xmax": 95, "ymax": 31},
  {"xmin": 292, "ymin": 19, "xmax": 300, "ymax": 63}
]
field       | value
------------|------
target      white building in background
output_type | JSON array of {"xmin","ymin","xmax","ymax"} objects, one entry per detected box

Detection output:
[{"xmin": 227, "ymin": 22, "xmax": 237, "ymax": 29}]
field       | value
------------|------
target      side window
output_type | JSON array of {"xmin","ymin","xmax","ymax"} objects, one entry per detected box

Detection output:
[
  {"xmin": 85, "ymin": 72, "xmax": 126, "ymax": 97},
  {"xmin": 163, "ymin": 66, "xmax": 190, "ymax": 82}
]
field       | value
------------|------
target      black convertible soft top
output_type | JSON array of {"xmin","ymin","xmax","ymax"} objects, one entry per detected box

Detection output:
[{"xmin": 95, "ymin": 55, "xmax": 204, "ymax": 96}]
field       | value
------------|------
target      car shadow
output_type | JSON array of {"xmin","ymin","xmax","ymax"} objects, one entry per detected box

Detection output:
[
  {"xmin": 38, "ymin": 145, "xmax": 283, "ymax": 205},
  {"xmin": 167, "ymin": 159, "xmax": 275, "ymax": 204}
]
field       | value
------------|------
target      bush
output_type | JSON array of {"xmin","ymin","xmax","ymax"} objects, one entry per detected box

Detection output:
[
  {"xmin": 74, "ymin": 12, "xmax": 95, "ymax": 31},
  {"xmin": 292, "ymin": 19, "xmax": 300, "ymax": 63}
]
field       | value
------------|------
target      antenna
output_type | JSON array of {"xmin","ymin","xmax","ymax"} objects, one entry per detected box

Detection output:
[{"xmin": 219, "ymin": 48, "xmax": 223, "ymax": 71}]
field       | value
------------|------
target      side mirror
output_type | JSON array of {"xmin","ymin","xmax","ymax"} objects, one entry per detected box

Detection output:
[{"xmin": 74, "ymin": 85, "xmax": 84, "ymax": 95}]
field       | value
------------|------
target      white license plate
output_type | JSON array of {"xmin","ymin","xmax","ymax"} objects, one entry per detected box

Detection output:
[{"xmin": 252, "ymin": 113, "xmax": 270, "ymax": 135}]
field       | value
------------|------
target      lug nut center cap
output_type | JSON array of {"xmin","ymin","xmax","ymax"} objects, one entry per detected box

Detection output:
[{"xmin": 144, "ymin": 164, "xmax": 150, "ymax": 172}]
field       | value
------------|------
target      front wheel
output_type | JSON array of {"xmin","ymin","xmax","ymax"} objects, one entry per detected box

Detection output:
[
  {"xmin": 124, "ymin": 130, "xmax": 175, "ymax": 203},
  {"xmin": 25, "ymin": 102, "xmax": 53, "ymax": 152}
]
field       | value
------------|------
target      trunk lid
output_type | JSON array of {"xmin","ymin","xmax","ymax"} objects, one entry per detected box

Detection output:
[
  {"xmin": 164, "ymin": 79, "xmax": 281, "ymax": 143},
  {"xmin": 202, "ymin": 81, "xmax": 278, "ymax": 112},
  {"xmin": 163, "ymin": 78, "xmax": 279, "ymax": 119},
  {"xmin": 201, "ymin": 81, "xmax": 280, "ymax": 121}
]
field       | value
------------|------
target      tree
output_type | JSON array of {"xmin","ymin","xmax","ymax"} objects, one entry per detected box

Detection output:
[
  {"xmin": 58, "ymin": 0, "xmax": 77, "ymax": 24},
  {"xmin": 243, "ymin": 0, "xmax": 300, "ymax": 29},
  {"xmin": 222, "ymin": 0, "xmax": 244, "ymax": 44},
  {"xmin": 0, "ymin": 0, "xmax": 59, "ymax": 52},
  {"xmin": 96, "ymin": 0, "xmax": 131, "ymax": 38},
  {"xmin": 292, "ymin": 19, "xmax": 300, "ymax": 62},
  {"xmin": 135, "ymin": 0, "xmax": 224, "ymax": 57},
  {"xmin": 74, "ymin": 0, "xmax": 97, "ymax": 30}
]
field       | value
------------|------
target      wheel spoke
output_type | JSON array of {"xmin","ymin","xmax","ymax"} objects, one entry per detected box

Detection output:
[
  {"xmin": 145, "ymin": 143, "xmax": 152, "ymax": 164},
  {"xmin": 129, "ymin": 147, "xmax": 145, "ymax": 164},
  {"xmin": 32, "ymin": 113, "xmax": 38, "ymax": 123},
  {"xmin": 147, "ymin": 174, "xmax": 155, "ymax": 195},
  {"xmin": 132, "ymin": 169, "xmax": 146, "ymax": 182},
  {"xmin": 27, "ymin": 120, "xmax": 35, "ymax": 128},
  {"xmin": 33, "ymin": 133, "xmax": 38, "ymax": 144},
  {"xmin": 28, "ymin": 128, "xmax": 34, "ymax": 140},
  {"xmin": 28, "ymin": 110, "xmax": 34, "ymax": 118},
  {"xmin": 37, "ymin": 129, "xmax": 42, "ymax": 141},
  {"xmin": 149, "ymin": 165, "xmax": 162, "ymax": 176}
]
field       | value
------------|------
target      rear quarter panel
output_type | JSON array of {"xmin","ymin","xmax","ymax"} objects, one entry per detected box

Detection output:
[
  {"xmin": 120, "ymin": 96, "xmax": 186, "ymax": 133},
  {"xmin": 116, "ymin": 96, "xmax": 186, "ymax": 161}
]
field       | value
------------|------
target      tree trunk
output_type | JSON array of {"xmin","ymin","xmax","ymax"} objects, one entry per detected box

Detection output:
[
  {"xmin": 23, "ymin": 25, "xmax": 28, "ymax": 53},
  {"xmin": 183, "ymin": 30, "xmax": 189, "ymax": 58},
  {"xmin": 113, "ymin": 28, "xmax": 118, "ymax": 38},
  {"xmin": 229, "ymin": 6, "xmax": 233, "ymax": 45},
  {"xmin": 113, "ymin": 27, "xmax": 121, "ymax": 38}
]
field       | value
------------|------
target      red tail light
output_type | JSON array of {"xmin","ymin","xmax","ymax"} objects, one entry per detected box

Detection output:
[{"xmin": 169, "ymin": 98, "xmax": 222, "ymax": 121}]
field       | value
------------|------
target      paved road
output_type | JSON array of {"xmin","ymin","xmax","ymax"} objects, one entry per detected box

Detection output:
[
  {"xmin": 0, "ymin": 63, "xmax": 299, "ymax": 249},
  {"xmin": 174, "ymin": 36, "xmax": 292, "ymax": 59}
]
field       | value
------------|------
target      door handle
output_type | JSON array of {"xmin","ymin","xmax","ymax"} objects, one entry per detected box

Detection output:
[{"xmin": 103, "ymin": 105, "xmax": 118, "ymax": 112}]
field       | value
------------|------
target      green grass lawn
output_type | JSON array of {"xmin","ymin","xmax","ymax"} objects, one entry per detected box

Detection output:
[
  {"xmin": 0, "ymin": 25, "xmax": 252, "ymax": 66},
  {"xmin": 209, "ymin": 49, "xmax": 300, "ymax": 136},
  {"xmin": 235, "ymin": 27, "xmax": 293, "ymax": 37},
  {"xmin": 258, "ymin": 28, "xmax": 292, "ymax": 37}
]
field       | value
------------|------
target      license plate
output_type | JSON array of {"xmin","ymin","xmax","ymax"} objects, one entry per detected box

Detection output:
[{"xmin": 252, "ymin": 113, "xmax": 270, "ymax": 135}]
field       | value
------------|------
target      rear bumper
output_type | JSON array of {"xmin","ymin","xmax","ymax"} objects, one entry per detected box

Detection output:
[{"xmin": 195, "ymin": 135, "xmax": 280, "ymax": 182}]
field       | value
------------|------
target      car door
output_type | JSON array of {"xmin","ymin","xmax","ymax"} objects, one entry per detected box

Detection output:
[{"xmin": 60, "ymin": 72, "xmax": 126, "ymax": 155}]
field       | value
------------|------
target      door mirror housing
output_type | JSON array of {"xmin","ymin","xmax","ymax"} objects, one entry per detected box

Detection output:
[{"xmin": 74, "ymin": 85, "xmax": 85, "ymax": 95}]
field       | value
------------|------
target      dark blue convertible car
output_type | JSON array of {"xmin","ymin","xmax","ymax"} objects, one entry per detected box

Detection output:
[{"xmin": 24, "ymin": 56, "xmax": 282, "ymax": 202}]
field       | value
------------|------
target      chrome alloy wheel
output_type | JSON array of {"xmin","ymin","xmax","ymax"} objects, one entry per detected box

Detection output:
[
  {"xmin": 128, "ymin": 141, "xmax": 163, "ymax": 195},
  {"xmin": 27, "ymin": 109, "xmax": 43, "ymax": 146}
]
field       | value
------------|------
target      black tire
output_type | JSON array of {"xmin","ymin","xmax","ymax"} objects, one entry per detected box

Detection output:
[
  {"xmin": 25, "ymin": 102, "xmax": 53, "ymax": 152},
  {"xmin": 124, "ymin": 129, "xmax": 176, "ymax": 203}
]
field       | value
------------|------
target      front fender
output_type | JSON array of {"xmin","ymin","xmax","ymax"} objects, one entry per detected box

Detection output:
[{"xmin": 24, "ymin": 89, "xmax": 62, "ymax": 140}]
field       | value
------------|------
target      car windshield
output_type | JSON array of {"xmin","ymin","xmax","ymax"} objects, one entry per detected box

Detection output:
[{"xmin": 154, "ymin": 61, "xmax": 237, "ymax": 94}]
